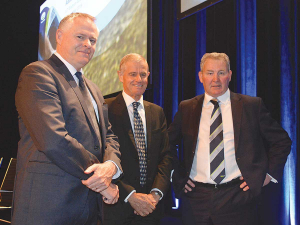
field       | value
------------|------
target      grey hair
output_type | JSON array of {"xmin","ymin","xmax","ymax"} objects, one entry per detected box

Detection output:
[
  {"xmin": 58, "ymin": 12, "xmax": 96, "ymax": 30},
  {"xmin": 119, "ymin": 53, "xmax": 148, "ymax": 74},
  {"xmin": 200, "ymin": 52, "xmax": 230, "ymax": 72}
]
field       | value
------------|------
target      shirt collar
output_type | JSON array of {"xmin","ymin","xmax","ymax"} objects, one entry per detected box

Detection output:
[
  {"xmin": 54, "ymin": 52, "xmax": 83, "ymax": 77},
  {"xmin": 204, "ymin": 89, "xmax": 230, "ymax": 106},
  {"xmin": 122, "ymin": 91, "xmax": 144, "ymax": 109}
]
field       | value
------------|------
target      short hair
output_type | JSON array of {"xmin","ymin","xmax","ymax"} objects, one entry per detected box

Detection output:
[
  {"xmin": 119, "ymin": 53, "xmax": 148, "ymax": 74},
  {"xmin": 200, "ymin": 52, "xmax": 230, "ymax": 72},
  {"xmin": 58, "ymin": 12, "xmax": 96, "ymax": 30}
]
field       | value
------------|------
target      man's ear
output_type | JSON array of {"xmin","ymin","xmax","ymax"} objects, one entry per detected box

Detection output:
[
  {"xmin": 56, "ymin": 29, "xmax": 63, "ymax": 45},
  {"xmin": 198, "ymin": 71, "xmax": 203, "ymax": 83},
  {"xmin": 118, "ymin": 71, "xmax": 123, "ymax": 83}
]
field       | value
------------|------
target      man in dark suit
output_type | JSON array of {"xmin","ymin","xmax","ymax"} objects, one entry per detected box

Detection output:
[
  {"xmin": 104, "ymin": 53, "xmax": 172, "ymax": 225},
  {"xmin": 168, "ymin": 52, "xmax": 292, "ymax": 224},
  {"xmin": 12, "ymin": 13, "xmax": 122, "ymax": 225}
]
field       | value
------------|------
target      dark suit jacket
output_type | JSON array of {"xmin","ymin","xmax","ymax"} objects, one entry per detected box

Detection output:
[
  {"xmin": 169, "ymin": 92, "xmax": 291, "ymax": 198},
  {"xmin": 104, "ymin": 93, "xmax": 172, "ymax": 220},
  {"xmin": 12, "ymin": 55, "xmax": 121, "ymax": 225}
]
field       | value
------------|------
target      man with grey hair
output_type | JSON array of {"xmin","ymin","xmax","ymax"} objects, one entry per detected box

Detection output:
[
  {"xmin": 168, "ymin": 52, "xmax": 291, "ymax": 224},
  {"xmin": 13, "ymin": 13, "xmax": 122, "ymax": 224},
  {"xmin": 104, "ymin": 53, "xmax": 173, "ymax": 225}
]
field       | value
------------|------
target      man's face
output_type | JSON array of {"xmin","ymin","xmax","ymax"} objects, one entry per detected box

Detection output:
[
  {"xmin": 118, "ymin": 60, "xmax": 150, "ymax": 101},
  {"xmin": 56, "ymin": 17, "xmax": 98, "ymax": 71},
  {"xmin": 199, "ymin": 58, "xmax": 232, "ymax": 97}
]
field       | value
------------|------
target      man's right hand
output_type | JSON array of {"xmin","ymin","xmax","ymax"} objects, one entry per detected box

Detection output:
[{"xmin": 128, "ymin": 192, "xmax": 156, "ymax": 217}]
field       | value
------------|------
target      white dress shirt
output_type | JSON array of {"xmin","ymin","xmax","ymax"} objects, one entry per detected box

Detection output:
[{"xmin": 190, "ymin": 89, "xmax": 242, "ymax": 184}]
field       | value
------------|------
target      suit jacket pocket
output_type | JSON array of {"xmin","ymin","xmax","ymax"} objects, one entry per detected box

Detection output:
[{"xmin": 27, "ymin": 161, "xmax": 65, "ymax": 177}]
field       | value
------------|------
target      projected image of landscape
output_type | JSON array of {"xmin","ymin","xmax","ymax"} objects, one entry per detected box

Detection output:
[
  {"xmin": 39, "ymin": 0, "xmax": 147, "ymax": 96},
  {"xmin": 85, "ymin": 0, "xmax": 147, "ymax": 96}
]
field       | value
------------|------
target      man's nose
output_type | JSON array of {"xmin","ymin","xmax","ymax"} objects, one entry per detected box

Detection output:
[
  {"xmin": 212, "ymin": 73, "xmax": 219, "ymax": 81},
  {"xmin": 83, "ymin": 39, "xmax": 91, "ymax": 47},
  {"xmin": 135, "ymin": 74, "xmax": 142, "ymax": 81}
]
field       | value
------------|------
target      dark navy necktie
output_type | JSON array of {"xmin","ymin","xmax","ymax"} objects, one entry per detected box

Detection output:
[
  {"xmin": 132, "ymin": 101, "xmax": 147, "ymax": 186},
  {"xmin": 75, "ymin": 72, "xmax": 101, "ymax": 141}
]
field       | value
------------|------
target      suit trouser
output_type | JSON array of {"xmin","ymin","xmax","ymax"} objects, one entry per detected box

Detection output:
[
  {"xmin": 181, "ymin": 179, "xmax": 259, "ymax": 225},
  {"xmin": 77, "ymin": 190, "xmax": 100, "ymax": 225}
]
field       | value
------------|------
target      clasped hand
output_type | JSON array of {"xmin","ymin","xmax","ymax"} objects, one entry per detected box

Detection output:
[
  {"xmin": 101, "ymin": 183, "xmax": 119, "ymax": 204},
  {"xmin": 82, "ymin": 161, "xmax": 117, "ymax": 192},
  {"xmin": 128, "ymin": 192, "xmax": 158, "ymax": 217}
]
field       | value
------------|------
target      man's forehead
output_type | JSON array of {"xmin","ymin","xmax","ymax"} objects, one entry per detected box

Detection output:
[
  {"xmin": 203, "ymin": 59, "xmax": 227, "ymax": 68},
  {"xmin": 127, "ymin": 60, "xmax": 148, "ymax": 68}
]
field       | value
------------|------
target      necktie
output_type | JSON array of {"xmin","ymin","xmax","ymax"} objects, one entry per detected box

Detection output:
[
  {"xmin": 75, "ymin": 72, "xmax": 101, "ymax": 141},
  {"xmin": 210, "ymin": 99, "xmax": 225, "ymax": 184},
  {"xmin": 132, "ymin": 102, "xmax": 147, "ymax": 186}
]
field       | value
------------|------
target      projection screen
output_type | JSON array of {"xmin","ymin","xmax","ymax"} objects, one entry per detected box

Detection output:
[{"xmin": 39, "ymin": 0, "xmax": 147, "ymax": 96}]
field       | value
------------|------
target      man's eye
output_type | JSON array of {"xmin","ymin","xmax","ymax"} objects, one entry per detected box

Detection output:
[
  {"xmin": 77, "ymin": 36, "xmax": 83, "ymax": 39},
  {"xmin": 90, "ymin": 39, "xmax": 96, "ymax": 45}
]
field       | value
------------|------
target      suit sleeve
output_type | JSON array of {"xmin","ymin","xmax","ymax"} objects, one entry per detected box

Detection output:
[
  {"xmin": 102, "ymin": 107, "xmax": 122, "ymax": 179},
  {"xmin": 151, "ymin": 107, "xmax": 173, "ymax": 195},
  {"xmin": 168, "ymin": 103, "xmax": 189, "ymax": 198},
  {"xmin": 16, "ymin": 63, "xmax": 100, "ymax": 180},
  {"xmin": 258, "ymin": 99, "xmax": 292, "ymax": 182}
]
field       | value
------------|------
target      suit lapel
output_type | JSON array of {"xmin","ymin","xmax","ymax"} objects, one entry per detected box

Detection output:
[
  {"xmin": 49, "ymin": 55, "xmax": 100, "ymax": 144},
  {"xmin": 230, "ymin": 92, "xmax": 243, "ymax": 153},
  {"xmin": 144, "ymin": 101, "xmax": 152, "ymax": 154},
  {"xmin": 116, "ymin": 94, "xmax": 137, "ymax": 151},
  {"xmin": 191, "ymin": 95, "xmax": 204, "ymax": 154}
]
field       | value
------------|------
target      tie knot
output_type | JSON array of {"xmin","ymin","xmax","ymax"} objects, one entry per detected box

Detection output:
[
  {"xmin": 210, "ymin": 99, "xmax": 219, "ymax": 106},
  {"xmin": 132, "ymin": 102, "xmax": 140, "ymax": 111},
  {"xmin": 75, "ymin": 72, "xmax": 83, "ymax": 82}
]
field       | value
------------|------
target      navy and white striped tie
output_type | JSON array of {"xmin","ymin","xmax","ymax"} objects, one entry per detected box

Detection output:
[{"xmin": 210, "ymin": 99, "xmax": 225, "ymax": 184}]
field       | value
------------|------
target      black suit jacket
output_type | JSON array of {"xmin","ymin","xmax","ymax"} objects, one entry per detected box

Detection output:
[
  {"xmin": 169, "ymin": 92, "xmax": 291, "ymax": 198},
  {"xmin": 104, "ymin": 93, "xmax": 172, "ymax": 220},
  {"xmin": 12, "ymin": 55, "xmax": 121, "ymax": 224}
]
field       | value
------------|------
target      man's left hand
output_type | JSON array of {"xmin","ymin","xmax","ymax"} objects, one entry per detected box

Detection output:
[
  {"xmin": 101, "ymin": 183, "xmax": 119, "ymax": 204},
  {"xmin": 239, "ymin": 176, "xmax": 250, "ymax": 191},
  {"xmin": 148, "ymin": 192, "xmax": 159, "ymax": 206},
  {"xmin": 82, "ymin": 161, "xmax": 117, "ymax": 192}
]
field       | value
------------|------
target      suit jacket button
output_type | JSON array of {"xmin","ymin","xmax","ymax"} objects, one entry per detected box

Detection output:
[{"xmin": 94, "ymin": 146, "xmax": 100, "ymax": 150}]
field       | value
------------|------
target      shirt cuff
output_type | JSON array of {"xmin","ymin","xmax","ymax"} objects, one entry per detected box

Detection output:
[
  {"xmin": 267, "ymin": 173, "xmax": 278, "ymax": 183},
  {"xmin": 150, "ymin": 188, "xmax": 163, "ymax": 200},
  {"xmin": 124, "ymin": 190, "xmax": 136, "ymax": 202},
  {"xmin": 106, "ymin": 160, "xmax": 122, "ymax": 179},
  {"xmin": 170, "ymin": 169, "xmax": 174, "ymax": 182}
]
